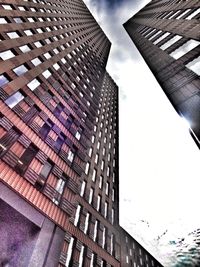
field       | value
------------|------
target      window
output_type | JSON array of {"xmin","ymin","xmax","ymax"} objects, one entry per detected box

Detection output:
[
  {"xmin": 67, "ymin": 150, "xmax": 74, "ymax": 162},
  {"xmin": 89, "ymin": 188, "xmax": 93, "ymax": 204},
  {"xmin": 53, "ymin": 63, "xmax": 60, "ymax": 70},
  {"xmin": 111, "ymin": 234, "xmax": 115, "ymax": 256},
  {"xmin": 55, "ymin": 178, "xmax": 65, "ymax": 194},
  {"xmin": 14, "ymin": 17, "xmax": 23, "ymax": 23},
  {"xmin": 40, "ymin": 160, "xmax": 53, "ymax": 181},
  {"xmin": 19, "ymin": 45, "xmax": 31, "ymax": 53},
  {"xmin": 84, "ymin": 213, "xmax": 90, "ymax": 234},
  {"xmin": 31, "ymin": 58, "xmax": 42, "ymax": 66},
  {"xmin": 27, "ymin": 79, "xmax": 40, "ymax": 91},
  {"xmin": 160, "ymin": 35, "xmax": 182, "ymax": 50},
  {"xmin": 79, "ymin": 246, "xmax": 85, "ymax": 267},
  {"xmin": 85, "ymin": 162, "xmax": 90, "ymax": 175},
  {"xmin": 18, "ymin": 6, "xmax": 25, "ymax": 11},
  {"xmin": 170, "ymin": 40, "xmax": 200, "ymax": 59},
  {"xmin": 176, "ymin": 9, "xmax": 191, "ymax": 19},
  {"xmin": 80, "ymin": 181, "xmax": 86, "ymax": 197},
  {"xmin": 13, "ymin": 65, "xmax": 28, "ymax": 76},
  {"xmin": 148, "ymin": 30, "xmax": 162, "ymax": 41},
  {"xmin": 107, "ymin": 166, "xmax": 110, "ymax": 177},
  {"xmin": 36, "ymin": 28, "xmax": 43, "ymax": 34},
  {"xmin": 65, "ymin": 237, "xmax": 75, "ymax": 267},
  {"xmin": 93, "ymin": 220, "xmax": 98, "ymax": 241},
  {"xmin": 99, "ymin": 176, "xmax": 103, "ymax": 189},
  {"xmin": 24, "ymin": 29, "xmax": 33, "ymax": 36},
  {"xmin": 101, "ymin": 260, "xmax": 106, "ymax": 267},
  {"xmin": 104, "ymin": 202, "xmax": 108, "ymax": 218},
  {"xmin": 105, "ymin": 182, "xmax": 109, "ymax": 195},
  {"xmin": 101, "ymin": 160, "xmax": 104, "ymax": 171},
  {"xmin": 97, "ymin": 141, "xmax": 100, "ymax": 150},
  {"xmin": 7, "ymin": 31, "xmax": 20, "ymax": 39},
  {"xmin": 88, "ymin": 148, "xmax": 92, "ymax": 157},
  {"xmin": 91, "ymin": 135, "xmax": 95, "ymax": 143},
  {"xmin": 102, "ymin": 227, "xmax": 106, "ymax": 249},
  {"xmin": 28, "ymin": 17, "xmax": 35, "ymax": 23},
  {"xmin": 112, "ymin": 189, "xmax": 115, "ymax": 201},
  {"xmin": 153, "ymin": 32, "xmax": 170, "ymax": 45},
  {"xmin": 186, "ymin": 8, "xmax": 200, "ymax": 20},
  {"xmin": 0, "ymin": 127, "xmax": 21, "ymax": 155},
  {"xmin": 92, "ymin": 169, "xmax": 96, "ymax": 181},
  {"xmin": 5, "ymin": 91, "xmax": 24, "ymax": 108},
  {"xmin": 0, "ymin": 74, "xmax": 9, "ymax": 87},
  {"xmin": 0, "ymin": 18, "xmax": 8, "ymax": 24},
  {"xmin": 90, "ymin": 254, "xmax": 95, "ymax": 267},
  {"xmin": 186, "ymin": 56, "xmax": 200, "ymax": 75},
  {"xmin": 111, "ymin": 208, "xmax": 114, "ymax": 224},
  {"xmin": 95, "ymin": 154, "xmax": 98, "ymax": 164},
  {"xmin": 75, "ymin": 131, "xmax": 81, "ymax": 140},
  {"xmin": 42, "ymin": 70, "xmax": 51, "ymax": 79},
  {"xmin": 74, "ymin": 204, "xmax": 81, "ymax": 226},
  {"xmin": 44, "ymin": 52, "xmax": 51, "ymax": 59},
  {"xmin": 39, "ymin": 119, "xmax": 53, "ymax": 139},
  {"xmin": 97, "ymin": 195, "xmax": 101, "ymax": 211},
  {"xmin": 0, "ymin": 50, "xmax": 15, "ymax": 60},
  {"xmin": 16, "ymin": 143, "xmax": 38, "ymax": 175},
  {"xmin": 2, "ymin": 4, "xmax": 13, "ymax": 10}
]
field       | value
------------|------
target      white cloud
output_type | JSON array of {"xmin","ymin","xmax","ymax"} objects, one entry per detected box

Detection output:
[{"xmin": 84, "ymin": 1, "xmax": 200, "ymax": 266}]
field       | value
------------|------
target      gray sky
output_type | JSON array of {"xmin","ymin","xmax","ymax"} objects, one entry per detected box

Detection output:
[{"xmin": 84, "ymin": 0, "xmax": 200, "ymax": 266}]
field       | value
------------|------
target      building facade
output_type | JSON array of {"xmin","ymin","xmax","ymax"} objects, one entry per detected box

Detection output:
[
  {"xmin": 0, "ymin": 0, "xmax": 163, "ymax": 266},
  {"xmin": 124, "ymin": 0, "xmax": 200, "ymax": 147}
]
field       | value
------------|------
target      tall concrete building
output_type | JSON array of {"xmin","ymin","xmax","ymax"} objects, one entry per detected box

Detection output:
[
  {"xmin": 0, "ymin": 0, "xmax": 163, "ymax": 266},
  {"xmin": 124, "ymin": 0, "xmax": 200, "ymax": 147}
]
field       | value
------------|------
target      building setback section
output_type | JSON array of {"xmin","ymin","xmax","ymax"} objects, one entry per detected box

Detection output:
[
  {"xmin": 124, "ymin": 0, "xmax": 200, "ymax": 148},
  {"xmin": 0, "ymin": 0, "xmax": 163, "ymax": 267}
]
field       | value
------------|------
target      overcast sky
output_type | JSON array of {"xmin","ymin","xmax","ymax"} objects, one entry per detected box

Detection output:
[{"xmin": 84, "ymin": 0, "xmax": 200, "ymax": 265}]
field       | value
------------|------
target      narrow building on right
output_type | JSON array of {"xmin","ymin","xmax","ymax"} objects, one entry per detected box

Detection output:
[{"xmin": 124, "ymin": 0, "xmax": 200, "ymax": 147}]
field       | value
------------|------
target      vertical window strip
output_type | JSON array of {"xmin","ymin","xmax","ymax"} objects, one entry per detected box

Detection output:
[{"xmin": 65, "ymin": 237, "xmax": 74, "ymax": 267}]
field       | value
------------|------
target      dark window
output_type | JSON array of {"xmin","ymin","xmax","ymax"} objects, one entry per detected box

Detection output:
[
  {"xmin": 65, "ymin": 114, "xmax": 74, "ymax": 129},
  {"xmin": 104, "ymin": 227, "xmax": 108, "ymax": 250},
  {"xmin": 39, "ymin": 119, "xmax": 53, "ymax": 139},
  {"xmin": 102, "ymin": 260, "xmax": 106, "ymax": 267},
  {"xmin": 15, "ymin": 143, "xmax": 38, "ymax": 174},
  {"xmin": 40, "ymin": 161, "xmax": 53, "ymax": 180},
  {"xmin": 35, "ymin": 160, "xmax": 53, "ymax": 190},
  {"xmin": 55, "ymin": 133, "xmax": 65, "ymax": 152},
  {"xmin": 0, "ymin": 127, "xmax": 21, "ymax": 157},
  {"xmin": 53, "ymin": 102, "xmax": 64, "ymax": 117}
]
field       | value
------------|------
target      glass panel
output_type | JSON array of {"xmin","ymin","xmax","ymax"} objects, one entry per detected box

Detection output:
[
  {"xmin": 170, "ymin": 40, "xmax": 200, "ymax": 59},
  {"xmin": 186, "ymin": 56, "xmax": 200, "ymax": 75},
  {"xmin": 27, "ymin": 79, "xmax": 40, "ymax": 91},
  {"xmin": 186, "ymin": 8, "xmax": 200, "ymax": 20},
  {"xmin": 5, "ymin": 91, "xmax": 24, "ymax": 108},
  {"xmin": 0, "ymin": 75, "xmax": 9, "ymax": 87},
  {"xmin": 13, "ymin": 65, "xmax": 28, "ymax": 76},
  {"xmin": 0, "ymin": 50, "xmax": 15, "ymax": 60},
  {"xmin": 160, "ymin": 35, "xmax": 182, "ymax": 50}
]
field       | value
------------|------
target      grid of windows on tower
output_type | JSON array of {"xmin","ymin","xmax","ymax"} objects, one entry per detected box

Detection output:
[
  {"xmin": 0, "ymin": 0, "xmax": 164, "ymax": 267},
  {"xmin": 124, "ymin": 0, "xmax": 200, "ymax": 147}
]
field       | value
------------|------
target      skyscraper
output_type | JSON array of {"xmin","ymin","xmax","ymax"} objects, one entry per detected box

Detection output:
[
  {"xmin": 124, "ymin": 0, "xmax": 200, "ymax": 147},
  {"xmin": 0, "ymin": 0, "xmax": 163, "ymax": 266}
]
